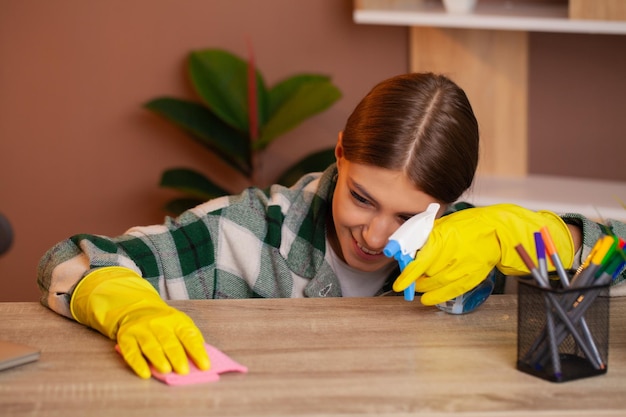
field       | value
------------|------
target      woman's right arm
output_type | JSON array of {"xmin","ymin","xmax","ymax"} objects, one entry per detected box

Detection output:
[
  {"xmin": 37, "ymin": 236, "xmax": 103, "ymax": 318},
  {"xmin": 37, "ymin": 229, "xmax": 212, "ymax": 379}
]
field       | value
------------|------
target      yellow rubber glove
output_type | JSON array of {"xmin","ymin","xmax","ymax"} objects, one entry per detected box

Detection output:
[
  {"xmin": 393, "ymin": 204, "xmax": 574, "ymax": 305},
  {"xmin": 70, "ymin": 266, "xmax": 210, "ymax": 379}
]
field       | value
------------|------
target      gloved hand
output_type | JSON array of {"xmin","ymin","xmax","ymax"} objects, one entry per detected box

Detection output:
[
  {"xmin": 393, "ymin": 204, "xmax": 574, "ymax": 305},
  {"xmin": 70, "ymin": 266, "xmax": 210, "ymax": 379}
]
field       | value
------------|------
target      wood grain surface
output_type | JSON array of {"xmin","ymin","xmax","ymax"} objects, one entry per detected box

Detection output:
[{"xmin": 1, "ymin": 295, "xmax": 625, "ymax": 416}]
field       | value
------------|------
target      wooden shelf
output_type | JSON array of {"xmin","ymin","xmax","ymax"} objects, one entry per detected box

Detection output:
[{"xmin": 354, "ymin": 0, "xmax": 626, "ymax": 34}]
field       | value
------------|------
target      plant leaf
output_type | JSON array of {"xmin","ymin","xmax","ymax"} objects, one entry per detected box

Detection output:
[
  {"xmin": 144, "ymin": 97, "xmax": 252, "ymax": 176},
  {"xmin": 188, "ymin": 49, "xmax": 268, "ymax": 132},
  {"xmin": 256, "ymin": 78, "xmax": 341, "ymax": 150},
  {"xmin": 160, "ymin": 168, "xmax": 229, "ymax": 199},
  {"xmin": 246, "ymin": 39, "xmax": 258, "ymax": 141},
  {"xmin": 266, "ymin": 74, "xmax": 332, "ymax": 116},
  {"xmin": 276, "ymin": 147, "xmax": 336, "ymax": 186}
]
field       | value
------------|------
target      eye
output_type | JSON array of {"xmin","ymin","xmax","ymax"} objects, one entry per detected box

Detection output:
[
  {"xmin": 398, "ymin": 215, "xmax": 413, "ymax": 223},
  {"xmin": 350, "ymin": 189, "xmax": 369, "ymax": 206}
]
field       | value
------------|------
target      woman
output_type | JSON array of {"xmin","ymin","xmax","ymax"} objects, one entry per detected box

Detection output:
[{"xmin": 37, "ymin": 73, "xmax": 626, "ymax": 379}]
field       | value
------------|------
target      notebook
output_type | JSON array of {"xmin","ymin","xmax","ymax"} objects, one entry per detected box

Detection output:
[{"xmin": 0, "ymin": 340, "xmax": 40, "ymax": 371}]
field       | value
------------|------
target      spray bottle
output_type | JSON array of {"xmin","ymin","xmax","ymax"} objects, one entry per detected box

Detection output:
[
  {"xmin": 383, "ymin": 203, "xmax": 439, "ymax": 301},
  {"xmin": 383, "ymin": 203, "xmax": 495, "ymax": 314}
]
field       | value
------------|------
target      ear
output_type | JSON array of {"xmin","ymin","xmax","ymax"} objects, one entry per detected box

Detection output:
[{"xmin": 335, "ymin": 131, "xmax": 344, "ymax": 169}]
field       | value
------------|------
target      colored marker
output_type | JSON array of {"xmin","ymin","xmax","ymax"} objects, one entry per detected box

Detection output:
[
  {"xmin": 534, "ymin": 232, "xmax": 548, "ymax": 280},
  {"xmin": 540, "ymin": 226, "xmax": 570, "ymax": 286},
  {"xmin": 516, "ymin": 243, "xmax": 562, "ymax": 377},
  {"xmin": 570, "ymin": 235, "xmax": 615, "ymax": 288}
]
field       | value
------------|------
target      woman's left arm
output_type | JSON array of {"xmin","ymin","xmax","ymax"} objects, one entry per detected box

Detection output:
[{"xmin": 561, "ymin": 214, "xmax": 626, "ymax": 290}]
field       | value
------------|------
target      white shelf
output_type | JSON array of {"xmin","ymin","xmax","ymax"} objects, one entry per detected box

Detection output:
[
  {"xmin": 354, "ymin": 1, "xmax": 626, "ymax": 34},
  {"xmin": 459, "ymin": 174, "xmax": 626, "ymax": 221}
]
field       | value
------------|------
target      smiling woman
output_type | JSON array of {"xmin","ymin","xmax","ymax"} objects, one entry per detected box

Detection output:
[
  {"xmin": 36, "ymin": 72, "xmax": 626, "ymax": 380},
  {"xmin": 328, "ymin": 158, "xmax": 442, "ymax": 272}
]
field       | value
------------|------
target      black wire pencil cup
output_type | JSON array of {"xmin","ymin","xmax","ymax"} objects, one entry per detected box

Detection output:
[{"xmin": 515, "ymin": 228, "xmax": 624, "ymax": 382}]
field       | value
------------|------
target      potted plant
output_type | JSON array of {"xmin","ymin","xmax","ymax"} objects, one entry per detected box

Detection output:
[{"xmin": 145, "ymin": 48, "xmax": 342, "ymax": 215}]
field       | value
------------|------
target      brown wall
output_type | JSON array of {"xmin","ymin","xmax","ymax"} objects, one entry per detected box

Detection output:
[
  {"xmin": 0, "ymin": 0, "xmax": 408, "ymax": 301},
  {"xmin": 528, "ymin": 32, "xmax": 626, "ymax": 181},
  {"xmin": 1, "ymin": 0, "xmax": 624, "ymax": 301}
]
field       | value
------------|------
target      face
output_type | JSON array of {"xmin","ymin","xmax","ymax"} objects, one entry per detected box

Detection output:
[{"xmin": 329, "ymin": 137, "xmax": 443, "ymax": 272}]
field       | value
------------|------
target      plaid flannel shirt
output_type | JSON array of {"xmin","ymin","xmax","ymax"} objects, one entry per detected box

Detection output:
[
  {"xmin": 37, "ymin": 164, "xmax": 626, "ymax": 319},
  {"xmin": 38, "ymin": 165, "xmax": 351, "ymax": 318}
]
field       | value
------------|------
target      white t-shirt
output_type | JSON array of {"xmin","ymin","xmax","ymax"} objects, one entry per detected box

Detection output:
[{"xmin": 325, "ymin": 240, "xmax": 397, "ymax": 297}]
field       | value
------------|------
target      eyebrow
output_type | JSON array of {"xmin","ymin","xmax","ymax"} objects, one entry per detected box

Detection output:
[
  {"xmin": 351, "ymin": 180, "xmax": 377, "ymax": 205},
  {"xmin": 350, "ymin": 179, "xmax": 419, "ymax": 219}
]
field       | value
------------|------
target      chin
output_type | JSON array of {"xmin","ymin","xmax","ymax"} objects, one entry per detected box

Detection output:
[{"xmin": 348, "ymin": 257, "xmax": 392, "ymax": 273}]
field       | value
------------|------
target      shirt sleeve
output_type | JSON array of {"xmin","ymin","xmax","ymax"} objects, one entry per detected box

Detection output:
[
  {"xmin": 561, "ymin": 213, "xmax": 626, "ymax": 294},
  {"xmin": 37, "ymin": 196, "xmax": 231, "ymax": 319}
]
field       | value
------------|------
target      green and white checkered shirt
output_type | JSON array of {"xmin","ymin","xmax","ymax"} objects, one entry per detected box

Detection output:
[
  {"xmin": 38, "ymin": 166, "xmax": 360, "ymax": 318},
  {"xmin": 37, "ymin": 164, "xmax": 626, "ymax": 319}
]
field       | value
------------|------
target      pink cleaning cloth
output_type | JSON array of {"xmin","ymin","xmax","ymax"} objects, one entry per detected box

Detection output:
[{"xmin": 115, "ymin": 343, "xmax": 248, "ymax": 385}]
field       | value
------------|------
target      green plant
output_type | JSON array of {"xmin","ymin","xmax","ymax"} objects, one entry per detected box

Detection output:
[{"xmin": 144, "ymin": 48, "xmax": 342, "ymax": 214}]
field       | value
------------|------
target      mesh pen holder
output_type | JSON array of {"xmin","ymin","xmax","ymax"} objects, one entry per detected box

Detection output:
[{"xmin": 516, "ymin": 272, "xmax": 610, "ymax": 383}]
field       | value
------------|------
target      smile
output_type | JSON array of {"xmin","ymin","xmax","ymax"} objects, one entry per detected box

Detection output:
[{"xmin": 356, "ymin": 241, "xmax": 382, "ymax": 256}]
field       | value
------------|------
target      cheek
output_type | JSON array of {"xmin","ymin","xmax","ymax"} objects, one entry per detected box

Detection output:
[{"xmin": 333, "ymin": 196, "xmax": 365, "ymax": 231}]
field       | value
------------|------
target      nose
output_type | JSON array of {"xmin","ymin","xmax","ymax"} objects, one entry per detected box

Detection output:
[{"xmin": 362, "ymin": 215, "xmax": 396, "ymax": 251}]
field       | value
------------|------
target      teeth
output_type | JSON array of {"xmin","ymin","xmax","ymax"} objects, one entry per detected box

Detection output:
[{"xmin": 357, "ymin": 242, "xmax": 381, "ymax": 255}]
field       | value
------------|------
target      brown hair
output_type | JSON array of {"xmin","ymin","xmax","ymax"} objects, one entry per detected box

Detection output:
[{"xmin": 341, "ymin": 73, "xmax": 479, "ymax": 204}]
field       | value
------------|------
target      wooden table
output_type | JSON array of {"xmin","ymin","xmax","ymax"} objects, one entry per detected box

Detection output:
[{"xmin": 1, "ymin": 296, "xmax": 625, "ymax": 416}]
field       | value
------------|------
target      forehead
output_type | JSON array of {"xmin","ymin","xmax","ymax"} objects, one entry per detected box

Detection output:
[{"xmin": 340, "ymin": 160, "xmax": 439, "ymax": 213}]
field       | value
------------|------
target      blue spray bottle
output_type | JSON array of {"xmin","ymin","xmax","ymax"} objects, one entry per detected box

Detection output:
[{"xmin": 434, "ymin": 273, "xmax": 496, "ymax": 314}]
